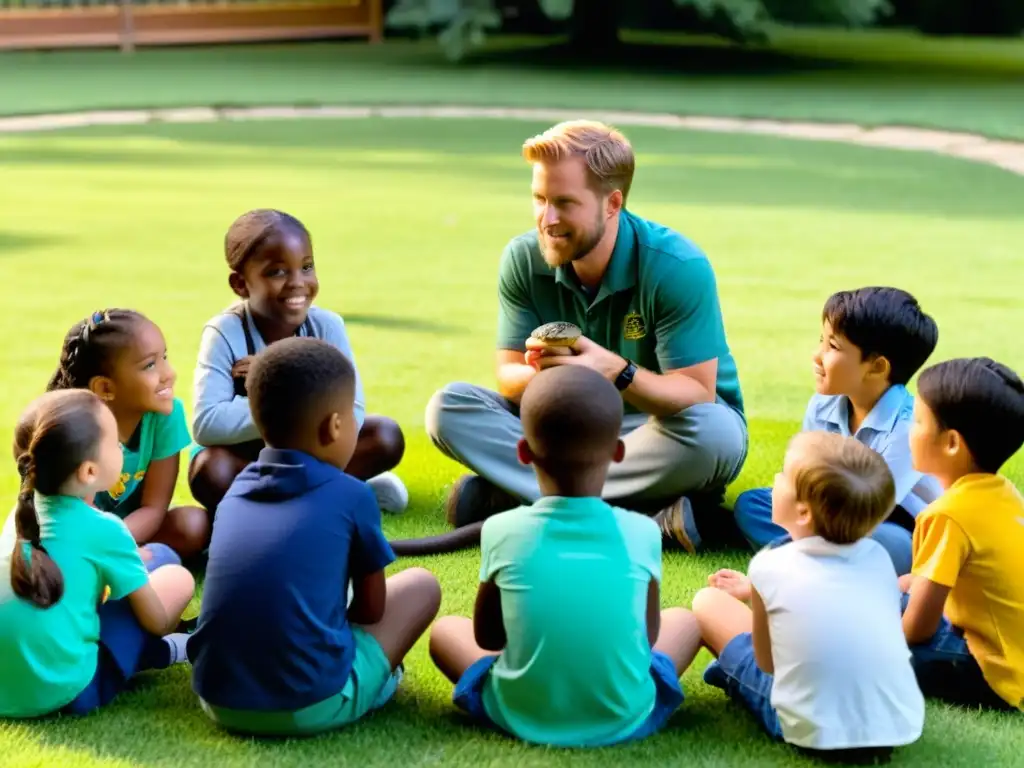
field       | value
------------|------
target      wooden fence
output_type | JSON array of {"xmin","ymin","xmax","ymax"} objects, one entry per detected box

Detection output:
[{"xmin": 0, "ymin": 0, "xmax": 382, "ymax": 51}]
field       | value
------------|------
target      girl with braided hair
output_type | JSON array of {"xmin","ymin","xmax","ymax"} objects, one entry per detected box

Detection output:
[
  {"xmin": 0, "ymin": 389, "xmax": 194, "ymax": 718},
  {"xmin": 47, "ymin": 309, "xmax": 210, "ymax": 564}
]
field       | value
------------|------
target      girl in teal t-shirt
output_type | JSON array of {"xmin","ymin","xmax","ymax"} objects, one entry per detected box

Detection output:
[
  {"xmin": 48, "ymin": 309, "xmax": 210, "ymax": 564},
  {"xmin": 0, "ymin": 389, "xmax": 195, "ymax": 718}
]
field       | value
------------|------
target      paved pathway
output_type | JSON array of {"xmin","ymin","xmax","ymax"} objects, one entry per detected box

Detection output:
[{"xmin": 2, "ymin": 105, "xmax": 1023, "ymax": 176}]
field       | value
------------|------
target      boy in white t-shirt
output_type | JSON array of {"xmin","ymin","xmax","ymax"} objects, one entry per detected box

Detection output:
[{"xmin": 690, "ymin": 432, "xmax": 924, "ymax": 761}]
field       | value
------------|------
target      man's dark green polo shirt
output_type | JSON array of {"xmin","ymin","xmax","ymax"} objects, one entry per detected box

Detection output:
[{"xmin": 496, "ymin": 209, "xmax": 744, "ymax": 416}]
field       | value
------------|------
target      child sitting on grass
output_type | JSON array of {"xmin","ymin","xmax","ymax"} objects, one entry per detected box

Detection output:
[
  {"xmin": 429, "ymin": 365, "xmax": 702, "ymax": 748},
  {"xmin": 188, "ymin": 208, "xmax": 407, "ymax": 516},
  {"xmin": 902, "ymin": 357, "xmax": 1024, "ymax": 711},
  {"xmin": 693, "ymin": 431, "xmax": 924, "ymax": 762},
  {"xmin": 187, "ymin": 337, "xmax": 441, "ymax": 737},
  {"xmin": 45, "ymin": 308, "xmax": 210, "ymax": 566},
  {"xmin": 732, "ymin": 287, "xmax": 941, "ymax": 575},
  {"xmin": 0, "ymin": 389, "xmax": 194, "ymax": 718}
]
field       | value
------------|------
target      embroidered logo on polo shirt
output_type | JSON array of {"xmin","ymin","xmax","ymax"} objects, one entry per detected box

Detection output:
[{"xmin": 623, "ymin": 312, "xmax": 647, "ymax": 340}]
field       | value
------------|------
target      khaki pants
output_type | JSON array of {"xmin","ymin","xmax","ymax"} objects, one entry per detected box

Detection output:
[{"xmin": 425, "ymin": 382, "xmax": 748, "ymax": 511}]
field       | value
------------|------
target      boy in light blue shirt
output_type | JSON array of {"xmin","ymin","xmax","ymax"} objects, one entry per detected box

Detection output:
[
  {"xmin": 428, "ymin": 365, "xmax": 703, "ymax": 748},
  {"xmin": 732, "ymin": 287, "xmax": 941, "ymax": 575}
]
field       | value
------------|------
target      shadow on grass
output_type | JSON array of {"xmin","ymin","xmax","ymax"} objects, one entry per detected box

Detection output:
[
  {"xmin": 4, "ymin": 118, "xmax": 1022, "ymax": 222},
  {"xmin": 0, "ymin": 230, "xmax": 67, "ymax": 255},
  {"xmin": 342, "ymin": 312, "xmax": 465, "ymax": 335}
]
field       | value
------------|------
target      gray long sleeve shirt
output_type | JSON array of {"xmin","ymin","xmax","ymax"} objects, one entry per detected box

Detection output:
[{"xmin": 191, "ymin": 302, "xmax": 366, "ymax": 447}]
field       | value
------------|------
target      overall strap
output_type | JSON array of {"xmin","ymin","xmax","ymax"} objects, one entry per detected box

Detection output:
[{"xmin": 231, "ymin": 304, "xmax": 257, "ymax": 357}]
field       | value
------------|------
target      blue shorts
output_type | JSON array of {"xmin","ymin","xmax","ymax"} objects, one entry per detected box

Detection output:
[
  {"xmin": 705, "ymin": 634, "xmax": 906, "ymax": 761},
  {"xmin": 141, "ymin": 543, "xmax": 181, "ymax": 572},
  {"xmin": 898, "ymin": 592, "xmax": 1013, "ymax": 710},
  {"xmin": 703, "ymin": 632, "xmax": 784, "ymax": 741},
  {"xmin": 62, "ymin": 598, "xmax": 170, "ymax": 715},
  {"xmin": 452, "ymin": 651, "xmax": 684, "ymax": 746}
]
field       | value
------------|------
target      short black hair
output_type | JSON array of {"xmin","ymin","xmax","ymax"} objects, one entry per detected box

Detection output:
[
  {"xmin": 520, "ymin": 366, "xmax": 623, "ymax": 467},
  {"xmin": 917, "ymin": 357, "xmax": 1024, "ymax": 474},
  {"xmin": 822, "ymin": 287, "xmax": 938, "ymax": 386},
  {"xmin": 246, "ymin": 337, "xmax": 355, "ymax": 448}
]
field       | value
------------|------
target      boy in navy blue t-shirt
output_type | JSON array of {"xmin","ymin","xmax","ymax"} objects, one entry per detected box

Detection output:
[{"xmin": 187, "ymin": 337, "xmax": 441, "ymax": 736}]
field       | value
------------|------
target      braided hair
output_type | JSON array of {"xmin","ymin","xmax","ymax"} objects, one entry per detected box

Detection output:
[
  {"xmin": 47, "ymin": 309, "xmax": 145, "ymax": 392},
  {"xmin": 225, "ymin": 209, "xmax": 311, "ymax": 273},
  {"xmin": 11, "ymin": 389, "xmax": 106, "ymax": 608}
]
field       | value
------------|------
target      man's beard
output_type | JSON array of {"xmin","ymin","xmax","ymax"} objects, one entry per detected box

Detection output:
[{"xmin": 540, "ymin": 216, "xmax": 605, "ymax": 268}]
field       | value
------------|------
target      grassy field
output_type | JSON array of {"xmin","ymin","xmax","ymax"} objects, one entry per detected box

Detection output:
[
  {"xmin": 0, "ymin": 29, "xmax": 1023, "ymax": 768},
  {"xmin": 1, "ymin": 28, "xmax": 1024, "ymax": 139},
  {"xmin": 1, "ymin": 112, "xmax": 1022, "ymax": 767}
]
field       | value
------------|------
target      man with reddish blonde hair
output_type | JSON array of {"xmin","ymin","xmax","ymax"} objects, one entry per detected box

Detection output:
[{"xmin": 425, "ymin": 120, "xmax": 748, "ymax": 551}]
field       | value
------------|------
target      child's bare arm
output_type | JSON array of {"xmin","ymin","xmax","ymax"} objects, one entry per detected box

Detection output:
[
  {"xmin": 902, "ymin": 577, "xmax": 950, "ymax": 645},
  {"xmin": 127, "ymin": 583, "xmax": 173, "ymax": 635},
  {"xmin": 473, "ymin": 579, "xmax": 506, "ymax": 652},
  {"xmin": 349, "ymin": 570, "xmax": 387, "ymax": 625},
  {"xmin": 122, "ymin": 455, "xmax": 177, "ymax": 544},
  {"xmin": 647, "ymin": 578, "xmax": 661, "ymax": 646},
  {"xmin": 751, "ymin": 587, "xmax": 774, "ymax": 675}
]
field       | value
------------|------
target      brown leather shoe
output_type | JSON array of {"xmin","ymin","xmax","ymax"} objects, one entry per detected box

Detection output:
[
  {"xmin": 444, "ymin": 474, "xmax": 519, "ymax": 528},
  {"xmin": 651, "ymin": 497, "xmax": 698, "ymax": 554}
]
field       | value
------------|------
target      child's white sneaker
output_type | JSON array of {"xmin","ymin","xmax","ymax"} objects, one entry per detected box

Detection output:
[{"xmin": 368, "ymin": 472, "xmax": 409, "ymax": 515}]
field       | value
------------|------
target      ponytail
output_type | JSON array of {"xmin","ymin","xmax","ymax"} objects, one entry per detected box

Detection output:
[{"xmin": 10, "ymin": 454, "xmax": 64, "ymax": 608}]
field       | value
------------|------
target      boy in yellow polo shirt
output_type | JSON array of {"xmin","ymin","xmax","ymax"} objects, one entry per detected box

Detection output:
[{"xmin": 902, "ymin": 357, "xmax": 1024, "ymax": 710}]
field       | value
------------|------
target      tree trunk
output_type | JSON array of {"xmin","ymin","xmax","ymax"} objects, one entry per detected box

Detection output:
[{"xmin": 569, "ymin": 0, "xmax": 621, "ymax": 56}]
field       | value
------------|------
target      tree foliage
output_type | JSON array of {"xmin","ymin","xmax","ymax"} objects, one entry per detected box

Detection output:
[{"xmin": 385, "ymin": 0, "xmax": 892, "ymax": 60}]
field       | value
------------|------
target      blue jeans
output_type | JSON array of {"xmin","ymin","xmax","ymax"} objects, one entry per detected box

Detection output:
[
  {"xmin": 63, "ymin": 598, "xmax": 171, "ymax": 715},
  {"xmin": 898, "ymin": 593, "xmax": 1014, "ymax": 710},
  {"xmin": 732, "ymin": 487, "xmax": 913, "ymax": 576},
  {"xmin": 453, "ymin": 651, "xmax": 684, "ymax": 746}
]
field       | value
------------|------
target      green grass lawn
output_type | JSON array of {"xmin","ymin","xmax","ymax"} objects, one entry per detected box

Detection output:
[
  {"xmin": 1, "ymin": 28, "xmax": 1023, "ymax": 139},
  {"xmin": 0, "ymin": 112, "xmax": 1022, "ymax": 767}
]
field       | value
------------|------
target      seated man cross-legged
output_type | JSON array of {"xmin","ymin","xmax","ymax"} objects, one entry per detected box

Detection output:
[{"xmin": 425, "ymin": 119, "xmax": 748, "ymax": 553}]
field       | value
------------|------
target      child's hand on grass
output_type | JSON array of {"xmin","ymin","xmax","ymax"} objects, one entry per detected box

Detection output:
[{"xmin": 708, "ymin": 568, "xmax": 752, "ymax": 602}]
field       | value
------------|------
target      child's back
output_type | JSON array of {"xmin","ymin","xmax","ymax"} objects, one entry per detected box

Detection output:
[
  {"xmin": 480, "ymin": 497, "xmax": 660, "ymax": 744},
  {"xmin": 189, "ymin": 452, "xmax": 382, "ymax": 711},
  {"xmin": 696, "ymin": 431, "xmax": 924, "ymax": 756},
  {"xmin": 748, "ymin": 535, "xmax": 922, "ymax": 747},
  {"xmin": 430, "ymin": 366, "xmax": 700, "ymax": 748},
  {"xmin": 189, "ymin": 337, "xmax": 439, "ymax": 736}
]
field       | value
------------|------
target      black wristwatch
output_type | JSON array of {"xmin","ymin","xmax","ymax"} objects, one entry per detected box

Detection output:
[{"xmin": 614, "ymin": 359, "xmax": 637, "ymax": 391}]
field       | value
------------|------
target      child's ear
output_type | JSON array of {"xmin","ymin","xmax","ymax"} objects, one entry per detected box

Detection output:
[
  {"xmin": 319, "ymin": 412, "xmax": 341, "ymax": 447},
  {"xmin": 87, "ymin": 376, "xmax": 115, "ymax": 403},
  {"xmin": 944, "ymin": 428, "xmax": 965, "ymax": 459},
  {"xmin": 228, "ymin": 272, "xmax": 249, "ymax": 299},
  {"xmin": 611, "ymin": 439, "xmax": 626, "ymax": 463},
  {"xmin": 76, "ymin": 459, "xmax": 100, "ymax": 488},
  {"xmin": 866, "ymin": 353, "xmax": 891, "ymax": 382},
  {"xmin": 516, "ymin": 437, "xmax": 534, "ymax": 466},
  {"xmin": 794, "ymin": 501, "xmax": 814, "ymax": 528}
]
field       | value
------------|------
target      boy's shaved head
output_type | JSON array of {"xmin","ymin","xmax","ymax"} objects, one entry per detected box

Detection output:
[{"xmin": 520, "ymin": 366, "xmax": 623, "ymax": 467}]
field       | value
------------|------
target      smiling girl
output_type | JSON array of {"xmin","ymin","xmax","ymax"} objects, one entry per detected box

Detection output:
[
  {"xmin": 46, "ymin": 309, "xmax": 210, "ymax": 564},
  {"xmin": 188, "ymin": 209, "xmax": 407, "ymax": 516}
]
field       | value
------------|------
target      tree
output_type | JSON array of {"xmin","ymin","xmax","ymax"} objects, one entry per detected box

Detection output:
[{"xmin": 385, "ymin": 0, "xmax": 890, "ymax": 61}]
